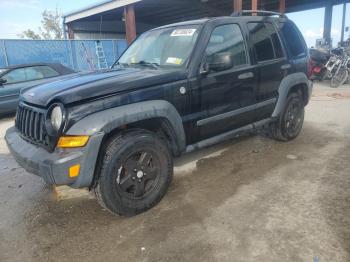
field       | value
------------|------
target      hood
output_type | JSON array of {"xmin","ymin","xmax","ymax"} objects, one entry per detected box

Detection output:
[{"xmin": 21, "ymin": 68, "xmax": 187, "ymax": 107}]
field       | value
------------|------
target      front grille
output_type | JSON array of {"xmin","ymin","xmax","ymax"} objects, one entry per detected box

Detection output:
[{"xmin": 15, "ymin": 103, "xmax": 50, "ymax": 148}]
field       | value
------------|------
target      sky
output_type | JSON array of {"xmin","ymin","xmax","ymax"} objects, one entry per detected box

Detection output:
[{"xmin": 0, "ymin": 0, "xmax": 349, "ymax": 47}]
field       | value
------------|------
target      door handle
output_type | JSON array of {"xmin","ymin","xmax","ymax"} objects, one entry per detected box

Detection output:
[
  {"xmin": 238, "ymin": 72, "xmax": 254, "ymax": 80},
  {"xmin": 281, "ymin": 64, "xmax": 292, "ymax": 70}
]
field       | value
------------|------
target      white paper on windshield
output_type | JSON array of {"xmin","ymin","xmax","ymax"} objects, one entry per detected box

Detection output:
[
  {"xmin": 171, "ymin": 29, "xmax": 196, "ymax": 37},
  {"xmin": 166, "ymin": 57, "xmax": 183, "ymax": 65}
]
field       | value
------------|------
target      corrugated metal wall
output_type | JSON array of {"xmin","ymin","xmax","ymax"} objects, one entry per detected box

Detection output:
[{"xmin": 0, "ymin": 39, "xmax": 127, "ymax": 72}]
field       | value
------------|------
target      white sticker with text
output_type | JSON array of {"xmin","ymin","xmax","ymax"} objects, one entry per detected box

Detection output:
[{"xmin": 171, "ymin": 29, "xmax": 196, "ymax": 37}]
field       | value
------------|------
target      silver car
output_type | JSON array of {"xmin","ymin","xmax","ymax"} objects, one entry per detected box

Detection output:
[{"xmin": 0, "ymin": 63, "xmax": 75, "ymax": 116}]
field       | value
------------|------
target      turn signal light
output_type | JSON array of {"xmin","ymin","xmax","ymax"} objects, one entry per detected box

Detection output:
[
  {"xmin": 69, "ymin": 164, "xmax": 81, "ymax": 178},
  {"xmin": 57, "ymin": 136, "xmax": 89, "ymax": 148}
]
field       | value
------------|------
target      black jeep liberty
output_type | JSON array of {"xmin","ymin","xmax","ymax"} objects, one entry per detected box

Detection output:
[{"xmin": 5, "ymin": 11, "xmax": 312, "ymax": 216}]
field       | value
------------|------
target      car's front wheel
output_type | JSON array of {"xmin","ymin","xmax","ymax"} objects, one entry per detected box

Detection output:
[
  {"xmin": 270, "ymin": 92, "xmax": 305, "ymax": 141},
  {"xmin": 94, "ymin": 129, "xmax": 173, "ymax": 216}
]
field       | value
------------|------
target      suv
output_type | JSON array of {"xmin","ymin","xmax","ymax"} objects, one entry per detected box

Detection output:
[{"xmin": 5, "ymin": 11, "xmax": 312, "ymax": 216}]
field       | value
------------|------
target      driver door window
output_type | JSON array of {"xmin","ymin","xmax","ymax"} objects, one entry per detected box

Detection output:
[
  {"xmin": 3, "ymin": 68, "xmax": 26, "ymax": 84},
  {"xmin": 2, "ymin": 66, "xmax": 59, "ymax": 85},
  {"xmin": 205, "ymin": 24, "xmax": 248, "ymax": 71}
]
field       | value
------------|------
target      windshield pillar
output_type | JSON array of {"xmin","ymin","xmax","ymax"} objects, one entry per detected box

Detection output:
[{"xmin": 124, "ymin": 5, "xmax": 137, "ymax": 45}]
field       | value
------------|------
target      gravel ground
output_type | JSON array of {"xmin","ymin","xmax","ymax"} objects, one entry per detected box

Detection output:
[{"xmin": 0, "ymin": 83, "xmax": 350, "ymax": 262}]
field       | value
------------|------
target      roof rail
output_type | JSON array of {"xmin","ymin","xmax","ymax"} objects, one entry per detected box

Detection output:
[{"xmin": 231, "ymin": 10, "xmax": 288, "ymax": 18}]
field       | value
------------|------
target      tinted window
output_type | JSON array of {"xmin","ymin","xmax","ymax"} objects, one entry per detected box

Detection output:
[
  {"xmin": 2, "ymin": 66, "xmax": 59, "ymax": 84},
  {"xmin": 3, "ymin": 68, "xmax": 27, "ymax": 84},
  {"xmin": 205, "ymin": 24, "xmax": 247, "ymax": 69},
  {"xmin": 279, "ymin": 22, "xmax": 306, "ymax": 58},
  {"xmin": 248, "ymin": 22, "xmax": 284, "ymax": 62}
]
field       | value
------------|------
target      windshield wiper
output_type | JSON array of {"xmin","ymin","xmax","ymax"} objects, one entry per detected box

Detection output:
[{"xmin": 130, "ymin": 60, "xmax": 160, "ymax": 69}]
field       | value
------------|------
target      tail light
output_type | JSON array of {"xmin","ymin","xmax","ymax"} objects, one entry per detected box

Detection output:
[
  {"xmin": 313, "ymin": 67, "xmax": 321, "ymax": 73},
  {"xmin": 307, "ymin": 58, "xmax": 314, "ymax": 79}
]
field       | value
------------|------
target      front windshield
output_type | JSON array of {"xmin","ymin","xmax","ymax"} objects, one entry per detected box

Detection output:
[{"xmin": 116, "ymin": 25, "xmax": 200, "ymax": 69}]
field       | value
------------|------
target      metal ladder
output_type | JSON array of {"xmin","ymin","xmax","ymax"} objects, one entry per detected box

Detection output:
[{"xmin": 95, "ymin": 40, "xmax": 109, "ymax": 69}]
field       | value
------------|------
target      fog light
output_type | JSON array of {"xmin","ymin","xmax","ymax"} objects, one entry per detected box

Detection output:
[
  {"xmin": 69, "ymin": 164, "xmax": 80, "ymax": 178},
  {"xmin": 57, "ymin": 136, "xmax": 89, "ymax": 148}
]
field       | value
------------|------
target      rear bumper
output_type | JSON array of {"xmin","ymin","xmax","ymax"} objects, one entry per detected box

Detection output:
[{"xmin": 5, "ymin": 127, "xmax": 104, "ymax": 188}]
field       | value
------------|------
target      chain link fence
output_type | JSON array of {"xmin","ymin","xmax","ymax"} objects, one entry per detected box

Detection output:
[{"xmin": 0, "ymin": 39, "xmax": 127, "ymax": 72}]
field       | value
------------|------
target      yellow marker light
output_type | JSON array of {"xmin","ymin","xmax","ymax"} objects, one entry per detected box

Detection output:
[
  {"xmin": 69, "ymin": 164, "xmax": 80, "ymax": 178},
  {"xmin": 57, "ymin": 136, "xmax": 89, "ymax": 148}
]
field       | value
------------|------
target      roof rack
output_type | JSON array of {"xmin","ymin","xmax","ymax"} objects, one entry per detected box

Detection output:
[{"xmin": 231, "ymin": 10, "xmax": 288, "ymax": 18}]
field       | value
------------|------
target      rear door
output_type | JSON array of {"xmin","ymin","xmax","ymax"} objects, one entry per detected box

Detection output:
[
  {"xmin": 197, "ymin": 23, "xmax": 258, "ymax": 140},
  {"xmin": 247, "ymin": 22, "xmax": 291, "ymax": 120}
]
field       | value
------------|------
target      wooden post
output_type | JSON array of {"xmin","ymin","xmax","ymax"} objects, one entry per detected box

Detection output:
[
  {"xmin": 233, "ymin": 0, "xmax": 242, "ymax": 12},
  {"xmin": 124, "ymin": 5, "xmax": 136, "ymax": 45},
  {"xmin": 279, "ymin": 0, "xmax": 285, "ymax": 14}
]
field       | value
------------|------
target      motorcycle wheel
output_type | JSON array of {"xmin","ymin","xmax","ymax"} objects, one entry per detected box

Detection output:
[{"xmin": 331, "ymin": 67, "xmax": 349, "ymax": 88}]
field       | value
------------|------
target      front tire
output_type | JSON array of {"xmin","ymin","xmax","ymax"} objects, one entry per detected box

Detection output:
[
  {"xmin": 270, "ymin": 92, "xmax": 305, "ymax": 141},
  {"xmin": 94, "ymin": 129, "xmax": 173, "ymax": 216}
]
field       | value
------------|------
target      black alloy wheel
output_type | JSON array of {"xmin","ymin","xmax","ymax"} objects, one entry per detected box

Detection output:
[{"xmin": 94, "ymin": 129, "xmax": 173, "ymax": 216}]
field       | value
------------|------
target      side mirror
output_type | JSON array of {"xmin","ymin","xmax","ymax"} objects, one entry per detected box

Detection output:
[
  {"xmin": 201, "ymin": 52, "xmax": 233, "ymax": 74},
  {"xmin": 0, "ymin": 78, "xmax": 6, "ymax": 86}
]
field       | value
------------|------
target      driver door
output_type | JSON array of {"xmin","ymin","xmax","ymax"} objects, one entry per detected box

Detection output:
[
  {"xmin": 0, "ymin": 68, "xmax": 26, "ymax": 114},
  {"xmin": 197, "ymin": 23, "xmax": 258, "ymax": 140}
]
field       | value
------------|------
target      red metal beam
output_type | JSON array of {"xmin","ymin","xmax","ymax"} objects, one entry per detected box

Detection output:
[
  {"xmin": 252, "ymin": 0, "xmax": 258, "ymax": 15},
  {"xmin": 233, "ymin": 0, "xmax": 242, "ymax": 12},
  {"xmin": 124, "ymin": 5, "xmax": 136, "ymax": 45},
  {"xmin": 279, "ymin": 0, "xmax": 286, "ymax": 14},
  {"xmin": 67, "ymin": 24, "xmax": 74, "ymax": 40}
]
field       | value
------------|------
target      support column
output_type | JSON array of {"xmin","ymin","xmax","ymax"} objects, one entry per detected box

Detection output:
[
  {"xmin": 67, "ymin": 24, "xmax": 74, "ymax": 40},
  {"xmin": 124, "ymin": 5, "xmax": 137, "ymax": 45},
  {"xmin": 341, "ymin": 3, "xmax": 347, "ymax": 44},
  {"xmin": 233, "ymin": 0, "xmax": 242, "ymax": 12},
  {"xmin": 323, "ymin": 3, "xmax": 333, "ymax": 46},
  {"xmin": 252, "ymin": 0, "xmax": 258, "ymax": 11},
  {"xmin": 279, "ymin": 0, "xmax": 285, "ymax": 14}
]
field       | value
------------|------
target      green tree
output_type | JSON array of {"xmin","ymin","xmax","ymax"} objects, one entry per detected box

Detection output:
[{"xmin": 19, "ymin": 9, "xmax": 63, "ymax": 40}]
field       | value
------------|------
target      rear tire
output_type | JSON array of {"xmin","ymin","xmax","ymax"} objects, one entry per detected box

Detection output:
[
  {"xmin": 270, "ymin": 92, "xmax": 305, "ymax": 142},
  {"xmin": 94, "ymin": 129, "xmax": 173, "ymax": 216}
]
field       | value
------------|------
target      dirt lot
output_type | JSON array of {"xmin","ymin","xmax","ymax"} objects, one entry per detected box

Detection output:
[{"xmin": 1, "ymin": 83, "xmax": 350, "ymax": 262}]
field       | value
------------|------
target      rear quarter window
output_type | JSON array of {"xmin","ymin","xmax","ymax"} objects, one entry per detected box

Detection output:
[{"xmin": 278, "ymin": 22, "xmax": 306, "ymax": 58}]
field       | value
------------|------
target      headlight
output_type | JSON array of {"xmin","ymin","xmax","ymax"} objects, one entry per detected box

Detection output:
[
  {"xmin": 51, "ymin": 106, "xmax": 63, "ymax": 131},
  {"xmin": 48, "ymin": 104, "xmax": 65, "ymax": 132}
]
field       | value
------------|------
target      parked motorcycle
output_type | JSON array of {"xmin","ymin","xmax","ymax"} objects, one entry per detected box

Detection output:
[{"xmin": 309, "ymin": 48, "xmax": 329, "ymax": 81}]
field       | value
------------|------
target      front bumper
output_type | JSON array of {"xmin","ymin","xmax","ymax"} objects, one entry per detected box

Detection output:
[{"xmin": 5, "ymin": 127, "xmax": 104, "ymax": 188}]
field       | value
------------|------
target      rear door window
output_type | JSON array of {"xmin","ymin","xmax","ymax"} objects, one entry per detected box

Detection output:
[{"xmin": 247, "ymin": 22, "xmax": 284, "ymax": 62}]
